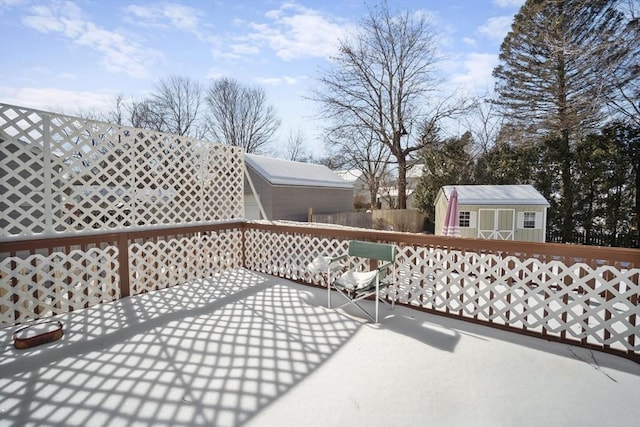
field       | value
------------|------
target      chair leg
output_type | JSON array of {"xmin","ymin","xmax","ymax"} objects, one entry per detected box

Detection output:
[
  {"xmin": 375, "ymin": 278, "xmax": 379, "ymax": 323},
  {"xmin": 334, "ymin": 288, "xmax": 377, "ymax": 322},
  {"xmin": 391, "ymin": 283, "xmax": 396, "ymax": 309},
  {"xmin": 327, "ymin": 268, "xmax": 331, "ymax": 308}
]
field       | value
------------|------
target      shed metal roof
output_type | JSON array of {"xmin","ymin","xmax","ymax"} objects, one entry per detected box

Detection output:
[
  {"xmin": 245, "ymin": 154, "xmax": 353, "ymax": 189},
  {"xmin": 442, "ymin": 185, "xmax": 549, "ymax": 206}
]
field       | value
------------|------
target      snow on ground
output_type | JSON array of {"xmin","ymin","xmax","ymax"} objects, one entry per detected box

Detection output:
[{"xmin": 1, "ymin": 269, "xmax": 638, "ymax": 427}]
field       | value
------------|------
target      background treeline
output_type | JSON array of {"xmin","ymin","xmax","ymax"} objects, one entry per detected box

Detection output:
[
  {"xmin": 78, "ymin": 0, "xmax": 638, "ymax": 248},
  {"xmin": 413, "ymin": 122, "xmax": 639, "ymax": 247}
]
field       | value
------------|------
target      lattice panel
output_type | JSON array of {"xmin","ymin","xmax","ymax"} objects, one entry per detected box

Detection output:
[
  {"xmin": 243, "ymin": 228, "xmax": 639, "ymax": 354},
  {"xmin": 0, "ymin": 108, "xmax": 47, "ymax": 236},
  {"xmin": 395, "ymin": 246, "xmax": 639, "ymax": 352},
  {"xmin": 129, "ymin": 229, "xmax": 243, "ymax": 295},
  {"xmin": 0, "ymin": 247, "xmax": 120, "ymax": 325},
  {"xmin": 132, "ymin": 131, "xmax": 243, "ymax": 225},
  {"xmin": 0, "ymin": 103, "xmax": 244, "ymax": 237},
  {"xmin": 49, "ymin": 115, "xmax": 134, "ymax": 231},
  {"xmin": 244, "ymin": 228, "xmax": 362, "ymax": 284}
]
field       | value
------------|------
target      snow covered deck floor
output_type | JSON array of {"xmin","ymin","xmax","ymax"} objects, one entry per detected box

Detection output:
[{"xmin": 1, "ymin": 269, "xmax": 638, "ymax": 427}]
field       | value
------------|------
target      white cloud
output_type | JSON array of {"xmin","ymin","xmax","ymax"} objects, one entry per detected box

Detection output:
[
  {"xmin": 462, "ymin": 37, "xmax": 477, "ymax": 47},
  {"xmin": 0, "ymin": 86, "xmax": 115, "ymax": 113},
  {"xmin": 231, "ymin": 43, "xmax": 260, "ymax": 55},
  {"xmin": 59, "ymin": 72, "xmax": 77, "ymax": 80},
  {"xmin": 205, "ymin": 68, "xmax": 225, "ymax": 80},
  {"xmin": 22, "ymin": 2, "xmax": 85, "ymax": 36},
  {"xmin": 247, "ymin": 3, "xmax": 350, "ymax": 61},
  {"xmin": 125, "ymin": 3, "xmax": 200, "ymax": 32},
  {"xmin": 21, "ymin": 2, "xmax": 161, "ymax": 78},
  {"xmin": 254, "ymin": 75, "xmax": 305, "ymax": 86},
  {"xmin": 447, "ymin": 53, "xmax": 498, "ymax": 95},
  {"xmin": 478, "ymin": 16, "xmax": 513, "ymax": 42},
  {"xmin": 492, "ymin": 0, "xmax": 525, "ymax": 8},
  {"xmin": 0, "ymin": 0, "xmax": 26, "ymax": 8},
  {"xmin": 124, "ymin": 3, "xmax": 218, "ymax": 44}
]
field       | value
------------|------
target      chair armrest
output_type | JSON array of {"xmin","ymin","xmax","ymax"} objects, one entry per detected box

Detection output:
[
  {"xmin": 308, "ymin": 254, "xmax": 348, "ymax": 274},
  {"xmin": 377, "ymin": 261, "xmax": 394, "ymax": 281},
  {"xmin": 331, "ymin": 254, "xmax": 349, "ymax": 263},
  {"xmin": 377, "ymin": 261, "xmax": 393, "ymax": 272}
]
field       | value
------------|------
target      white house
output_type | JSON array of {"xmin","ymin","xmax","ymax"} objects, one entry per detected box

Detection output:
[
  {"xmin": 435, "ymin": 185, "xmax": 550, "ymax": 242},
  {"xmin": 335, "ymin": 169, "xmax": 370, "ymax": 206},
  {"xmin": 377, "ymin": 163, "xmax": 424, "ymax": 209}
]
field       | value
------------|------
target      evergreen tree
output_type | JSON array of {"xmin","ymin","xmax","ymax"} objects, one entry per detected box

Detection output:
[
  {"xmin": 493, "ymin": 0, "xmax": 632, "ymax": 242},
  {"xmin": 413, "ymin": 131, "xmax": 475, "ymax": 221},
  {"xmin": 573, "ymin": 122, "xmax": 638, "ymax": 246}
]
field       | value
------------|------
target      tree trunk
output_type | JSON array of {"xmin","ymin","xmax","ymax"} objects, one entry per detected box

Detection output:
[
  {"xmin": 397, "ymin": 155, "xmax": 407, "ymax": 209},
  {"xmin": 635, "ymin": 160, "xmax": 640, "ymax": 234},
  {"xmin": 369, "ymin": 186, "xmax": 379, "ymax": 209},
  {"xmin": 560, "ymin": 130, "xmax": 574, "ymax": 243}
]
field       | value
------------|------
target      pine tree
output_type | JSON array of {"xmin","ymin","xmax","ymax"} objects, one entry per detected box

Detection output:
[{"xmin": 493, "ymin": 0, "xmax": 632, "ymax": 242}]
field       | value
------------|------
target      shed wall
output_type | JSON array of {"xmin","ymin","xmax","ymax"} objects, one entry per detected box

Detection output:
[
  {"xmin": 244, "ymin": 169, "xmax": 273, "ymax": 220},
  {"xmin": 435, "ymin": 188, "xmax": 547, "ymax": 243},
  {"xmin": 458, "ymin": 204, "xmax": 547, "ymax": 242},
  {"xmin": 270, "ymin": 186, "xmax": 353, "ymax": 222},
  {"xmin": 434, "ymin": 189, "xmax": 448, "ymax": 235},
  {"xmin": 244, "ymin": 167, "xmax": 353, "ymax": 222}
]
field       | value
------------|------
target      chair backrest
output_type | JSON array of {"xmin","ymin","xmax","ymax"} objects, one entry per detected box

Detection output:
[{"xmin": 348, "ymin": 240, "xmax": 396, "ymax": 262}]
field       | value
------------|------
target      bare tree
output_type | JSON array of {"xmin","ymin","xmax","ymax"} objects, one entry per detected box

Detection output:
[
  {"xmin": 313, "ymin": 3, "xmax": 469, "ymax": 208},
  {"xmin": 150, "ymin": 75, "xmax": 206, "ymax": 138},
  {"xmin": 205, "ymin": 78, "xmax": 280, "ymax": 153},
  {"xmin": 464, "ymin": 96, "xmax": 501, "ymax": 156},
  {"xmin": 326, "ymin": 124, "xmax": 390, "ymax": 209},
  {"xmin": 283, "ymin": 128, "xmax": 310, "ymax": 161},
  {"xmin": 129, "ymin": 98, "xmax": 164, "ymax": 131},
  {"xmin": 105, "ymin": 95, "xmax": 126, "ymax": 126}
]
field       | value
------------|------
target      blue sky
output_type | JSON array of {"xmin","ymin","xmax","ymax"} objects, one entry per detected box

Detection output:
[{"xmin": 0, "ymin": 0, "xmax": 525, "ymax": 157}]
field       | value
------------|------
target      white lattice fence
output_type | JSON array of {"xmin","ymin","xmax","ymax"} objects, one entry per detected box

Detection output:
[
  {"xmin": 129, "ymin": 229, "xmax": 243, "ymax": 295},
  {"xmin": 0, "ymin": 247, "xmax": 120, "ymax": 325},
  {"xmin": 244, "ymin": 228, "xmax": 371, "ymax": 285},
  {"xmin": 244, "ymin": 227, "xmax": 640, "ymax": 356},
  {"xmin": 0, "ymin": 103, "xmax": 244, "ymax": 238},
  {"xmin": 393, "ymin": 246, "xmax": 639, "ymax": 352}
]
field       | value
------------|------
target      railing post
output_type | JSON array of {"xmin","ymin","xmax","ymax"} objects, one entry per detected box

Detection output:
[
  {"xmin": 118, "ymin": 234, "xmax": 130, "ymax": 298},
  {"xmin": 241, "ymin": 223, "xmax": 247, "ymax": 269}
]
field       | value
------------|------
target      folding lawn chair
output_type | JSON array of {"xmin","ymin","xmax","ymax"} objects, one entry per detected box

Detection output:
[
  {"xmin": 307, "ymin": 252, "xmax": 348, "ymax": 307},
  {"xmin": 310, "ymin": 240, "xmax": 396, "ymax": 323}
]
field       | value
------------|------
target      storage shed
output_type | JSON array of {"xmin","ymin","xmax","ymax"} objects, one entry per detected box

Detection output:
[
  {"xmin": 434, "ymin": 185, "xmax": 550, "ymax": 242},
  {"xmin": 244, "ymin": 154, "xmax": 353, "ymax": 221}
]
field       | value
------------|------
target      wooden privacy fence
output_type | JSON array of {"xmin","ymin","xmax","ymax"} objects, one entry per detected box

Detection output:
[
  {"xmin": 312, "ymin": 211, "xmax": 373, "ymax": 229},
  {"xmin": 313, "ymin": 209, "xmax": 426, "ymax": 233},
  {"xmin": 1, "ymin": 221, "xmax": 639, "ymax": 363}
]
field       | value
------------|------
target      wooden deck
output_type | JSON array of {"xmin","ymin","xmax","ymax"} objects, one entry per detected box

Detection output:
[{"xmin": 1, "ymin": 269, "xmax": 638, "ymax": 427}]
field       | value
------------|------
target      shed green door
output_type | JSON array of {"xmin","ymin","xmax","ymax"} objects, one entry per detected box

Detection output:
[{"xmin": 478, "ymin": 209, "xmax": 515, "ymax": 240}]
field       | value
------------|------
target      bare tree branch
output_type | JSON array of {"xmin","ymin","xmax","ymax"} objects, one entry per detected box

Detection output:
[
  {"xmin": 206, "ymin": 78, "xmax": 280, "ymax": 153},
  {"xmin": 311, "ymin": 3, "xmax": 468, "ymax": 208},
  {"xmin": 151, "ymin": 75, "xmax": 206, "ymax": 138}
]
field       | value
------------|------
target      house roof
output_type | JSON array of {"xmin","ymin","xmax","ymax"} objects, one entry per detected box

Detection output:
[
  {"xmin": 441, "ymin": 185, "xmax": 550, "ymax": 206},
  {"xmin": 406, "ymin": 163, "xmax": 424, "ymax": 179},
  {"xmin": 245, "ymin": 154, "xmax": 353, "ymax": 189},
  {"xmin": 334, "ymin": 169, "xmax": 363, "ymax": 183}
]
